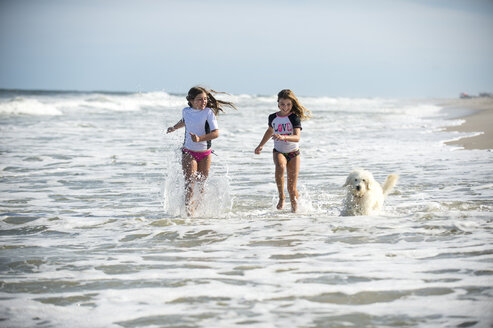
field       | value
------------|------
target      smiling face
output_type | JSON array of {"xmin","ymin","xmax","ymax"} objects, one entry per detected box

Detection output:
[
  {"xmin": 190, "ymin": 92, "xmax": 208, "ymax": 110},
  {"xmin": 277, "ymin": 98, "xmax": 293, "ymax": 116}
]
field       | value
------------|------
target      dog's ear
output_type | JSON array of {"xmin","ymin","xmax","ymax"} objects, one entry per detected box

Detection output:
[
  {"xmin": 366, "ymin": 178, "xmax": 374, "ymax": 190},
  {"xmin": 343, "ymin": 175, "xmax": 351, "ymax": 187}
]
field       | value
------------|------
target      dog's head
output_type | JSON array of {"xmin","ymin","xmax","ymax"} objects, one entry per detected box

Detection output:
[{"xmin": 343, "ymin": 169, "xmax": 375, "ymax": 197}]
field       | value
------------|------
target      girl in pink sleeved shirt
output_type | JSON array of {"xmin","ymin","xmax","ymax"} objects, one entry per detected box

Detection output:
[{"xmin": 255, "ymin": 89, "xmax": 311, "ymax": 213}]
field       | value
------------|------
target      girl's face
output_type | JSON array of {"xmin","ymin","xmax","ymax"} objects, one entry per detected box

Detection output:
[
  {"xmin": 278, "ymin": 98, "xmax": 293, "ymax": 115},
  {"xmin": 190, "ymin": 92, "xmax": 208, "ymax": 110}
]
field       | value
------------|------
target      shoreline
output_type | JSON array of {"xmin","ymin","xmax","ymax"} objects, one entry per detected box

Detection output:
[{"xmin": 438, "ymin": 97, "xmax": 493, "ymax": 150}]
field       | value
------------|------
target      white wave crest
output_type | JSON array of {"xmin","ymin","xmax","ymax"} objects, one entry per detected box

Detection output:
[{"xmin": 0, "ymin": 97, "xmax": 62, "ymax": 116}]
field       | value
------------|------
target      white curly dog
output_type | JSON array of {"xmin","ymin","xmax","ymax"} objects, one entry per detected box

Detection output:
[{"xmin": 342, "ymin": 169, "xmax": 399, "ymax": 216}]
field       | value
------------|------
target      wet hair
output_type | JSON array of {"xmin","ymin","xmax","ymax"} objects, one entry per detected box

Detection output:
[
  {"xmin": 186, "ymin": 86, "xmax": 237, "ymax": 115},
  {"xmin": 277, "ymin": 89, "xmax": 311, "ymax": 121}
]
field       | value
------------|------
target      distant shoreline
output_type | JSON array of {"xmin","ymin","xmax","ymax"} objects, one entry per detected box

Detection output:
[{"xmin": 439, "ymin": 97, "xmax": 493, "ymax": 150}]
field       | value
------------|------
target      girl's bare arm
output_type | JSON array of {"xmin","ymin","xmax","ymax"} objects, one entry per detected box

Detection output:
[
  {"xmin": 273, "ymin": 128, "xmax": 300, "ymax": 142},
  {"xmin": 190, "ymin": 129, "xmax": 219, "ymax": 142},
  {"xmin": 255, "ymin": 127, "xmax": 274, "ymax": 154},
  {"xmin": 167, "ymin": 119, "xmax": 185, "ymax": 133}
]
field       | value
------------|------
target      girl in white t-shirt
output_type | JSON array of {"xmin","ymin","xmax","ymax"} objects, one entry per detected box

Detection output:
[
  {"xmin": 167, "ymin": 86, "xmax": 236, "ymax": 216},
  {"xmin": 255, "ymin": 89, "xmax": 311, "ymax": 212}
]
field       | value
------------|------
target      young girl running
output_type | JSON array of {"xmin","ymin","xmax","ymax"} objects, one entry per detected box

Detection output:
[
  {"xmin": 254, "ymin": 89, "xmax": 311, "ymax": 212},
  {"xmin": 167, "ymin": 86, "xmax": 236, "ymax": 216}
]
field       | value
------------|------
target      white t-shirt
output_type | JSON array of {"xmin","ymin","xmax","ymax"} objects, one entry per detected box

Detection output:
[
  {"xmin": 182, "ymin": 107, "xmax": 218, "ymax": 151},
  {"xmin": 269, "ymin": 112, "xmax": 302, "ymax": 153}
]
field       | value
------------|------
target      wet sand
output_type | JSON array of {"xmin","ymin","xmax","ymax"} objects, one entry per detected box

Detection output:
[{"xmin": 440, "ymin": 97, "xmax": 493, "ymax": 150}]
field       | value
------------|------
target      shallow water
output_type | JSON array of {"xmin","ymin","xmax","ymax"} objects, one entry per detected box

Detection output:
[{"xmin": 1, "ymin": 91, "xmax": 492, "ymax": 327}]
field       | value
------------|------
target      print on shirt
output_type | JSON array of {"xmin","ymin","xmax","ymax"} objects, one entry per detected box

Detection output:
[{"xmin": 274, "ymin": 122, "xmax": 293, "ymax": 134}]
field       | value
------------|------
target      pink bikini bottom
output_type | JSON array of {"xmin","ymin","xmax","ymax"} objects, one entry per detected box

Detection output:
[{"xmin": 182, "ymin": 148, "xmax": 212, "ymax": 162}]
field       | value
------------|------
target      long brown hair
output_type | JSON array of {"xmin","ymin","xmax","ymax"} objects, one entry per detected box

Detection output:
[
  {"xmin": 277, "ymin": 89, "xmax": 311, "ymax": 121},
  {"xmin": 186, "ymin": 86, "xmax": 237, "ymax": 115}
]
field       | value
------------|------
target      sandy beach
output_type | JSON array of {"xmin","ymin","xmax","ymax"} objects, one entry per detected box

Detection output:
[{"xmin": 439, "ymin": 97, "xmax": 493, "ymax": 150}]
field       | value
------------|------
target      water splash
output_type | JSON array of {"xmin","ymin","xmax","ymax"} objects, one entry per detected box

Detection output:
[{"xmin": 162, "ymin": 150, "xmax": 233, "ymax": 218}]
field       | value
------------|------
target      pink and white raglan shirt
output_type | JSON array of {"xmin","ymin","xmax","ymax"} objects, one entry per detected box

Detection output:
[{"xmin": 268, "ymin": 112, "xmax": 302, "ymax": 153}]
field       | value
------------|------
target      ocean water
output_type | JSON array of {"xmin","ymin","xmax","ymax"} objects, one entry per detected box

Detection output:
[{"xmin": 0, "ymin": 89, "xmax": 492, "ymax": 328}]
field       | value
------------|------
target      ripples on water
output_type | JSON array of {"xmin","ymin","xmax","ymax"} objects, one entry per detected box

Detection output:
[{"xmin": 0, "ymin": 91, "xmax": 492, "ymax": 327}]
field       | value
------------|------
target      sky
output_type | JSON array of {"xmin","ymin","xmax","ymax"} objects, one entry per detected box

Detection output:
[{"xmin": 1, "ymin": 0, "xmax": 492, "ymax": 98}]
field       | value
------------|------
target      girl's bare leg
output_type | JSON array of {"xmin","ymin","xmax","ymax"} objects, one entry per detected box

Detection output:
[
  {"xmin": 273, "ymin": 151, "xmax": 287, "ymax": 210},
  {"xmin": 185, "ymin": 153, "xmax": 211, "ymax": 215},
  {"xmin": 182, "ymin": 152, "xmax": 198, "ymax": 216},
  {"xmin": 286, "ymin": 155, "xmax": 300, "ymax": 212},
  {"xmin": 196, "ymin": 153, "xmax": 211, "ymax": 194}
]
